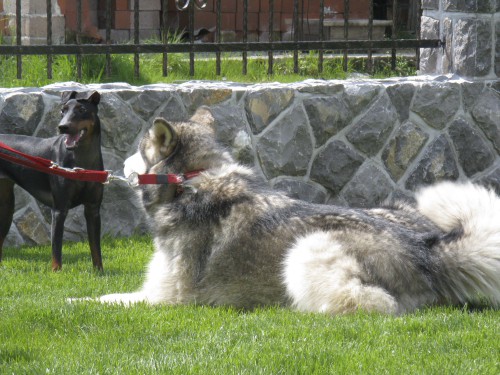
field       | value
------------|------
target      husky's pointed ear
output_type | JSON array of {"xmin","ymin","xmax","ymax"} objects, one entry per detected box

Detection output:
[
  {"xmin": 151, "ymin": 118, "xmax": 178, "ymax": 156},
  {"xmin": 190, "ymin": 106, "xmax": 215, "ymax": 129}
]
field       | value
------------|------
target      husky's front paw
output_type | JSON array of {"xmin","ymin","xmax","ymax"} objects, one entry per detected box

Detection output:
[
  {"xmin": 99, "ymin": 292, "xmax": 148, "ymax": 306},
  {"xmin": 67, "ymin": 292, "xmax": 149, "ymax": 306}
]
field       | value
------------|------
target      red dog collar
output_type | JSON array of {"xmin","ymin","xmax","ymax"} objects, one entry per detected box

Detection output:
[{"xmin": 129, "ymin": 170, "xmax": 203, "ymax": 186}]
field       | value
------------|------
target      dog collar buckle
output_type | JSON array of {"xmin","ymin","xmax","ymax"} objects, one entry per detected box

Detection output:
[
  {"xmin": 104, "ymin": 171, "xmax": 138, "ymax": 186},
  {"xmin": 128, "ymin": 172, "xmax": 140, "ymax": 187}
]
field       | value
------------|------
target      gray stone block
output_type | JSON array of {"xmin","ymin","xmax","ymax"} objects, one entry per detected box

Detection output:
[
  {"xmin": 342, "ymin": 84, "xmax": 380, "ymax": 115},
  {"xmin": 412, "ymin": 84, "xmax": 460, "ymax": 129},
  {"xmin": 442, "ymin": 18, "xmax": 453, "ymax": 74},
  {"xmin": 462, "ymin": 81, "xmax": 486, "ymax": 112},
  {"xmin": 34, "ymin": 94, "xmax": 62, "ymax": 138},
  {"xmin": 405, "ymin": 135, "xmax": 459, "ymax": 190},
  {"xmin": 303, "ymin": 95, "xmax": 349, "ymax": 147},
  {"xmin": 129, "ymin": 90, "xmax": 178, "ymax": 121},
  {"xmin": 421, "ymin": 0, "xmax": 439, "ymax": 10},
  {"xmin": 157, "ymin": 95, "xmax": 189, "ymax": 122},
  {"xmin": 346, "ymin": 94, "xmax": 397, "ymax": 156},
  {"xmin": 297, "ymin": 82, "xmax": 344, "ymax": 96},
  {"xmin": 256, "ymin": 106, "xmax": 312, "ymax": 178},
  {"xmin": 448, "ymin": 117, "xmax": 495, "ymax": 176},
  {"xmin": 13, "ymin": 206, "xmax": 50, "ymax": 246},
  {"xmin": 386, "ymin": 83, "xmax": 415, "ymax": 122},
  {"xmin": 341, "ymin": 163, "xmax": 393, "ymax": 208},
  {"xmin": 0, "ymin": 93, "xmax": 44, "ymax": 135},
  {"xmin": 100, "ymin": 183, "xmax": 147, "ymax": 238},
  {"xmin": 310, "ymin": 140, "xmax": 364, "ymax": 194},
  {"xmin": 477, "ymin": 0, "xmax": 497, "ymax": 13},
  {"xmin": 382, "ymin": 121, "xmax": 429, "ymax": 182},
  {"xmin": 443, "ymin": 0, "xmax": 495, "ymax": 12},
  {"xmin": 471, "ymin": 90, "xmax": 500, "ymax": 153},
  {"xmin": 454, "ymin": 18, "xmax": 492, "ymax": 77},
  {"xmin": 419, "ymin": 47, "xmax": 440, "ymax": 75},
  {"xmin": 179, "ymin": 88, "xmax": 233, "ymax": 115},
  {"xmin": 209, "ymin": 104, "xmax": 254, "ymax": 165},
  {"xmin": 245, "ymin": 88, "xmax": 294, "ymax": 134},
  {"xmin": 99, "ymin": 93, "xmax": 145, "ymax": 156},
  {"xmin": 421, "ymin": 16, "xmax": 439, "ymax": 39},
  {"xmin": 419, "ymin": 16, "xmax": 441, "ymax": 75}
]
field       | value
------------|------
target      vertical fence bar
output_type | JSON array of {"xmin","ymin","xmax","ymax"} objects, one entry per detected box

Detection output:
[
  {"xmin": 77, "ymin": 0, "xmax": 82, "ymax": 80},
  {"xmin": 16, "ymin": 0, "xmax": 22, "ymax": 79},
  {"xmin": 188, "ymin": 0, "xmax": 195, "ymax": 76},
  {"xmin": 105, "ymin": 0, "xmax": 112, "ymax": 77},
  {"xmin": 162, "ymin": 0, "xmax": 168, "ymax": 76},
  {"xmin": 343, "ymin": 0, "xmax": 349, "ymax": 72},
  {"xmin": 318, "ymin": 0, "xmax": 324, "ymax": 74},
  {"xmin": 216, "ymin": 0, "xmax": 221, "ymax": 76},
  {"xmin": 47, "ymin": 0, "xmax": 53, "ymax": 79},
  {"xmin": 391, "ymin": 0, "xmax": 398, "ymax": 70},
  {"xmin": 134, "ymin": 0, "xmax": 140, "ymax": 78},
  {"xmin": 268, "ymin": 0, "xmax": 274, "ymax": 75},
  {"xmin": 367, "ymin": 0, "xmax": 373, "ymax": 74},
  {"xmin": 293, "ymin": 0, "xmax": 299, "ymax": 73},
  {"xmin": 416, "ymin": 0, "xmax": 422, "ymax": 70},
  {"xmin": 242, "ymin": 0, "xmax": 248, "ymax": 75}
]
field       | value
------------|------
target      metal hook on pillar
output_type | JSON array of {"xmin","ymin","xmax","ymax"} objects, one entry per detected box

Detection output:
[{"xmin": 175, "ymin": 0, "xmax": 208, "ymax": 11}]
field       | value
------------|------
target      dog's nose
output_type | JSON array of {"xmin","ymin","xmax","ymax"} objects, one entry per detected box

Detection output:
[{"xmin": 58, "ymin": 124, "xmax": 69, "ymax": 133}]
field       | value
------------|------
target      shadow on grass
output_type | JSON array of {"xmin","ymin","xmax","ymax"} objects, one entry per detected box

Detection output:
[
  {"xmin": 2, "ymin": 242, "xmax": 89, "ymax": 264},
  {"xmin": 0, "ymin": 348, "xmax": 35, "ymax": 365}
]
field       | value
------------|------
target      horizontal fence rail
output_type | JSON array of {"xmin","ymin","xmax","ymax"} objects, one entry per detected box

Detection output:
[
  {"xmin": 0, "ymin": 40, "xmax": 443, "ymax": 55},
  {"xmin": 0, "ymin": 0, "xmax": 444, "ymax": 80}
]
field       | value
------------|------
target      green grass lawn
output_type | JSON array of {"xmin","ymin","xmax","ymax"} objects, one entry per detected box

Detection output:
[
  {"xmin": 0, "ymin": 51, "xmax": 416, "ymax": 88},
  {"xmin": 1, "ymin": 236, "xmax": 499, "ymax": 374}
]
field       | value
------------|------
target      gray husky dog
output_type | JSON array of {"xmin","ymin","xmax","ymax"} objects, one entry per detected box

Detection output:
[{"xmin": 87, "ymin": 108, "xmax": 500, "ymax": 314}]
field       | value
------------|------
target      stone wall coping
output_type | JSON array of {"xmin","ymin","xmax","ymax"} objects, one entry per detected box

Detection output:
[{"xmin": 0, "ymin": 75, "xmax": 475, "ymax": 96}]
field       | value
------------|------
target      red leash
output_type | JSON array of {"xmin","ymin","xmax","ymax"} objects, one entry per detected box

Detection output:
[
  {"xmin": 0, "ymin": 141, "xmax": 202, "ymax": 186},
  {"xmin": 0, "ymin": 141, "xmax": 110, "ymax": 183}
]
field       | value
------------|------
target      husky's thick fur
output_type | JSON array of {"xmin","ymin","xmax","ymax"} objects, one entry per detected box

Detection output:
[{"xmin": 91, "ymin": 108, "xmax": 500, "ymax": 314}]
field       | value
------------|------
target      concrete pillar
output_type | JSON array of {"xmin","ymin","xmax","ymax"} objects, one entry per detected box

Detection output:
[{"xmin": 420, "ymin": 0, "xmax": 499, "ymax": 79}]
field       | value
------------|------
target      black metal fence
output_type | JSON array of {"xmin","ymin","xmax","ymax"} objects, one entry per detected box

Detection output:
[{"xmin": 0, "ymin": 0, "xmax": 443, "ymax": 80}]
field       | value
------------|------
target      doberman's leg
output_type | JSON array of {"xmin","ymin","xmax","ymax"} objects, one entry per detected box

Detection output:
[
  {"xmin": 0, "ymin": 180, "xmax": 15, "ymax": 261},
  {"xmin": 84, "ymin": 202, "xmax": 103, "ymax": 270},
  {"xmin": 51, "ymin": 208, "xmax": 68, "ymax": 271}
]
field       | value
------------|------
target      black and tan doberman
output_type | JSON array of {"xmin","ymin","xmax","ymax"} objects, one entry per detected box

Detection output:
[{"xmin": 0, "ymin": 91, "xmax": 104, "ymax": 270}]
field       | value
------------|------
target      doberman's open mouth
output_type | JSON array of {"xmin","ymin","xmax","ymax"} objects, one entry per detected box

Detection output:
[{"xmin": 64, "ymin": 129, "xmax": 87, "ymax": 149}]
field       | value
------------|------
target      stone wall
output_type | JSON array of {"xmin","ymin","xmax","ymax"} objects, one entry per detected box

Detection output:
[
  {"xmin": 1, "ymin": 77, "xmax": 500, "ymax": 247},
  {"xmin": 420, "ymin": 0, "xmax": 499, "ymax": 79}
]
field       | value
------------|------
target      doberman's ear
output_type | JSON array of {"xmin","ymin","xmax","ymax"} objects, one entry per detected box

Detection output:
[
  {"xmin": 73, "ymin": 91, "xmax": 100, "ymax": 104},
  {"xmin": 151, "ymin": 118, "xmax": 178, "ymax": 157},
  {"xmin": 61, "ymin": 91, "xmax": 78, "ymax": 104},
  {"xmin": 86, "ymin": 91, "xmax": 101, "ymax": 105}
]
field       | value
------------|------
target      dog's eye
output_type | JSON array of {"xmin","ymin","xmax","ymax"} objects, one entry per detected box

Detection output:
[{"xmin": 79, "ymin": 106, "xmax": 87, "ymax": 114}]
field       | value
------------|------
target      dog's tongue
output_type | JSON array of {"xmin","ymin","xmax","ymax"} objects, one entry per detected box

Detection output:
[{"xmin": 65, "ymin": 133, "xmax": 81, "ymax": 148}]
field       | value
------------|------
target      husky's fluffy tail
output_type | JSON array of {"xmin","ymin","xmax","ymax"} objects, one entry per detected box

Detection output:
[{"xmin": 416, "ymin": 181, "xmax": 500, "ymax": 306}]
